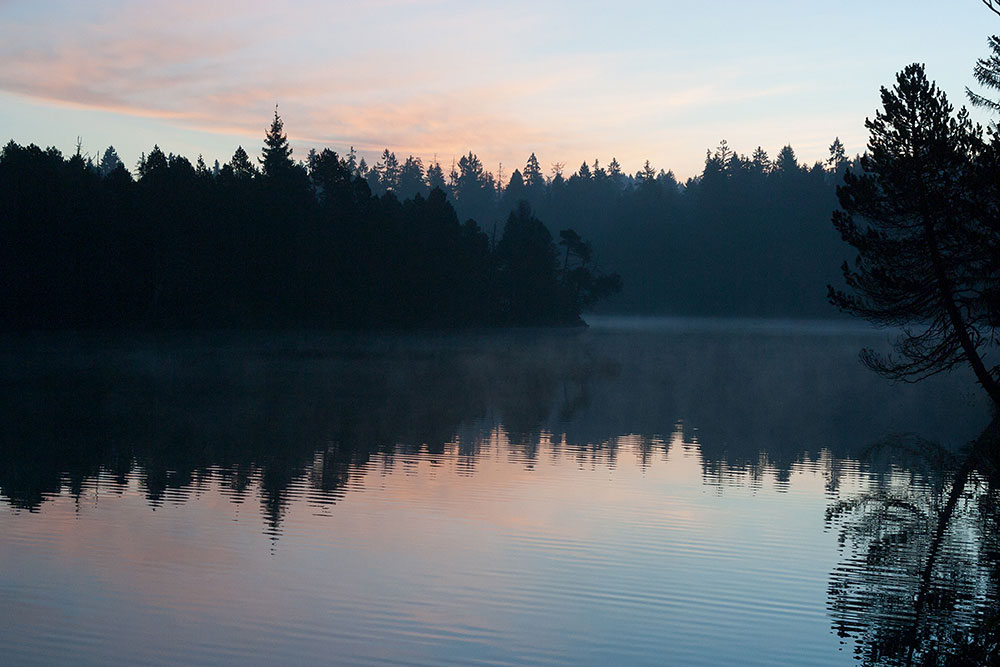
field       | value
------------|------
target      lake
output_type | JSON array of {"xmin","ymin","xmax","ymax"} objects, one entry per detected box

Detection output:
[{"xmin": 1, "ymin": 317, "xmax": 997, "ymax": 666}]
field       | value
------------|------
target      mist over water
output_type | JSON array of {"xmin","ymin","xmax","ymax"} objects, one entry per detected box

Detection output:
[{"xmin": 0, "ymin": 319, "xmax": 993, "ymax": 665}]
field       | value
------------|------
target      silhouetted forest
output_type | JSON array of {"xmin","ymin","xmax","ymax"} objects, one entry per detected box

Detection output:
[
  {"xmin": 352, "ymin": 140, "xmax": 855, "ymax": 317},
  {"xmin": 2, "ymin": 110, "xmax": 862, "ymax": 330},
  {"xmin": 0, "ymin": 112, "xmax": 620, "ymax": 330}
]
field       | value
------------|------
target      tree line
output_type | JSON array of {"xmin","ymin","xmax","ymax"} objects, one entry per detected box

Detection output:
[
  {"xmin": 0, "ymin": 111, "xmax": 620, "ymax": 330},
  {"xmin": 9, "ymin": 62, "xmax": 990, "ymax": 333},
  {"xmin": 354, "ymin": 138, "xmax": 855, "ymax": 317}
]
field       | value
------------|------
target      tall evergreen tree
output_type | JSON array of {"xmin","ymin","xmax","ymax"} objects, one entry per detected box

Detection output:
[
  {"xmin": 592, "ymin": 159, "xmax": 606, "ymax": 180},
  {"xmin": 195, "ymin": 154, "xmax": 210, "ymax": 178},
  {"xmin": 751, "ymin": 146, "xmax": 771, "ymax": 174},
  {"xmin": 455, "ymin": 152, "xmax": 491, "ymax": 219},
  {"xmin": 377, "ymin": 149, "xmax": 400, "ymax": 191},
  {"xmin": 523, "ymin": 152, "xmax": 544, "ymax": 189},
  {"xmin": 229, "ymin": 145, "xmax": 256, "ymax": 179},
  {"xmin": 426, "ymin": 160, "xmax": 446, "ymax": 191},
  {"xmin": 99, "ymin": 146, "xmax": 123, "ymax": 177},
  {"xmin": 137, "ymin": 145, "xmax": 168, "ymax": 179},
  {"xmin": 495, "ymin": 201, "xmax": 560, "ymax": 324},
  {"xmin": 260, "ymin": 106, "xmax": 293, "ymax": 178},
  {"xmin": 503, "ymin": 169, "xmax": 526, "ymax": 209},
  {"xmin": 773, "ymin": 145, "xmax": 800, "ymax": 174},
  {"xmin": 828, "ymin": 63, "xmax": 1000, "ymax": 406},
  {"xmin": 638, "ymin": 160, "xmax": 657, "ymax": 183},
  {"xmin": 827, "ymin": 137, "xmax": 847, "ymax": 173},
  {"xmin": 397, "ymin": 155, "xmax": 426, "ymax": 200}
]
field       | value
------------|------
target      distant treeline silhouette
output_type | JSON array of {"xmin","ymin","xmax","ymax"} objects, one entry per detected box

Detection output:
[
  {"xmin": 0, "ymin": 111, "xmax": 620, "ymax": 330},
  {"xmin": 1, "ymin": 109, "xmax": 859, "ymax": 328},
  {"xmin": 359, "ymin": 138, "xmax": 856, "ymax": 317}
]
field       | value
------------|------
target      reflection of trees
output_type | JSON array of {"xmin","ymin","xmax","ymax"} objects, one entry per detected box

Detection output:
[
  {"xmin": 827, "ymin": 420, "xmax": 1000, "ymax": 666},
  {"xmin": 0, "ymin": 328, "xmax": 988, "ymax": 538},
  {"xmin": 0, "ymin": 332, "xmax": 617, "ymax": 530}
]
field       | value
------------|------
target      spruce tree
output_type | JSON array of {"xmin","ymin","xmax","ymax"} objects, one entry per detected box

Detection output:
[
  {"xmin": 523, "ymin": 152, "xmax": 544, "ymax": 188},
  {"xmin": 260, "ymin": 106, "xmax": 293, "ymax": 178},
  {"xmin": 230, "ymin": 146, "xmax": 256, "ymax": 179},
  {"xmin": 826, "ymin": 137, "xmax": 847, "ymax": 173},
  {"xmin": 99, "ymin": 146, "xmax": 123, "ymax": 177}
]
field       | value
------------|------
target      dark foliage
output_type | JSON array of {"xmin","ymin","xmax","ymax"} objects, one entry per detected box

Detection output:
[
  {"xmin": 372, "ymin": 142, "xmax": 850, "ymax": 318},
  {"xmin": 828, "ymin": 63, "xmax": 1000, "ymax": 406},
  {"xmin": 0, "ymin": 116, "xmax": 620, "ymax": 330},
  {"xmin": 967, "ymin": 34, "xmax": 1000, "ymax": 113},
  {"xmin": 2, "ymin": 106, "xmax": 867, "ymax": 327}
]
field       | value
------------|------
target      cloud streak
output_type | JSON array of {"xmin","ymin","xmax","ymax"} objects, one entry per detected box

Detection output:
[{"xmin": 4, "ymin": 0, "xmax": 981, "ymax": 177}]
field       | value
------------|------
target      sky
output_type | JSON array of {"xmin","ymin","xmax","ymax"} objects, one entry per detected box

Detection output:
[{"xmin": 0, "ymin": 0, "xmax": 997, "ymax": 181}]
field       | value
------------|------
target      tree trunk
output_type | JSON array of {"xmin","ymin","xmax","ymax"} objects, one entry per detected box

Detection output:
[{"xmin": 925, "ymin": 219, "xmax": 1000, "ymax": 408}]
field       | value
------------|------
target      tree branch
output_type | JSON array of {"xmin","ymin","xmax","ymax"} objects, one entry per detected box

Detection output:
[{"xmin": 985, "ymin": 0, "xmax": 1000, "ymax": 18}]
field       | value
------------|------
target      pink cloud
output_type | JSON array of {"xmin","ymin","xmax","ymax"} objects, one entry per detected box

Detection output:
[{"xmin": 0, "ymin": 0, "xmax": 854, "ymax": 178}]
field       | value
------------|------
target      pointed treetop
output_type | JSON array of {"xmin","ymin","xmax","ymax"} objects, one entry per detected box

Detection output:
[
  {"xmin": 827, "ymin": 137, "xmax": 847, "ymax": 172},
  {"xmin": 523, "ymin": 152, "xmax": 544, "ymax": 187},
  {"xmin": 260, "ymin": 105, "xmax": 293, "ymax": 177},
  {"xmin": 99, "ymin": 146, "xmax": 123, "ymax": 177},
  {"xmin": 506, "ymin": 168, "xmax": 525, "ymax": 191},
  {"xmin": 230, "ymin": 145, "xmax": 256, "ymax": 179},
  {"xmin": 426, "ymin": 160, "xmax": 446, "ymax": 190},
  {"xmin": 773, "ymin": 145, "xmax": 799, "ymax": 173},
  {"xmin": 751, "ymin": 146, "xmax": 771, "ymax": 173}
]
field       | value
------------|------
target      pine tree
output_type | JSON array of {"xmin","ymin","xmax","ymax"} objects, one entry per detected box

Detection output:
[
  {"xmin": 504, "ymin": 169, "xmax": 525, "ymax": 204},
  {"xmin": 138, "ymin": 145, "xmax": 167, "ymax": 178},
  {"xmin": 230, "ymin": 146, "xmax": 256, "ymax": 179},
  {"xmin": 829, "ymin": 63, "xmax": 1000, "ymax": 406},
  {"xmin": 99, "ymin": 146, "xmax": 123, "ymax": 177},
  {"xmin": 426, "ymin": 160, "xmax": 446, "ymax": 191},
  {"xmin": 346, "ymin": 146, "xmax": 359, "ymax": 176},
  {"xmin": 639, "ymin": 160, "xmax": 657, "ymax": 183},
  {"xmin": 773, "ymin": 145, "xmax": 799, "ymax": 174},
  {"xmin": 607, "ymin": 157, "xmax": 623, "ymax": 186},
  {"xmin": 397, "ymin": 155, "xmax": 426, "ymax": 199},
  {"xmin": 751, "ymin": 146, "xmax": 771, "ymax": 174},
  {"xmin": 260, "ymin": 105, "xmax": 293, "ymax": 178},
  {"xmin": 495, "ymin": 202, "xmax": 559, "ymax": 324},
  {"xmin": 827, "ymin": 137, "xmax": 847, "ymax": 173},
  {"xmin": 715, "ymin": 139, "xmax": 733, "ymax": 166},
  {"xmin": 523, "ymin": 152, "xmax": 544, "ymax": 189},
  {"xmin": 592, "ymin": 159, "xmax": 606, "ymax": 180},
  {"xmin": 378, "ymin": 149, "xmax": 400, "ymax": 191},
  {"xmin": 967, "ymin": 35, "xmax": 1000, "ymax": 114}
]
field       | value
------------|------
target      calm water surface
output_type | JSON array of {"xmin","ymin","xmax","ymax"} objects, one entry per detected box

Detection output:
[{"xmin": 1, "ymin": 317, "xmax": 996, "ymax": 665}]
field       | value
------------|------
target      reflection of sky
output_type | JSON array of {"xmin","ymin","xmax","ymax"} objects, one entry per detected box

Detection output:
[
  {"xmin": 0, "ymin": 0, "xmax": 994, "ymax": 179},
  {"xmin": 1, "ymin": 431, "xmax": 867, "ymax": 666}
]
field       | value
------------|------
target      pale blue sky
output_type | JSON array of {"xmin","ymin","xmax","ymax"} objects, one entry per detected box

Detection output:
[{"xmin": 0, "ymin": 0, "xmax": 995, "ymax": 179}]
